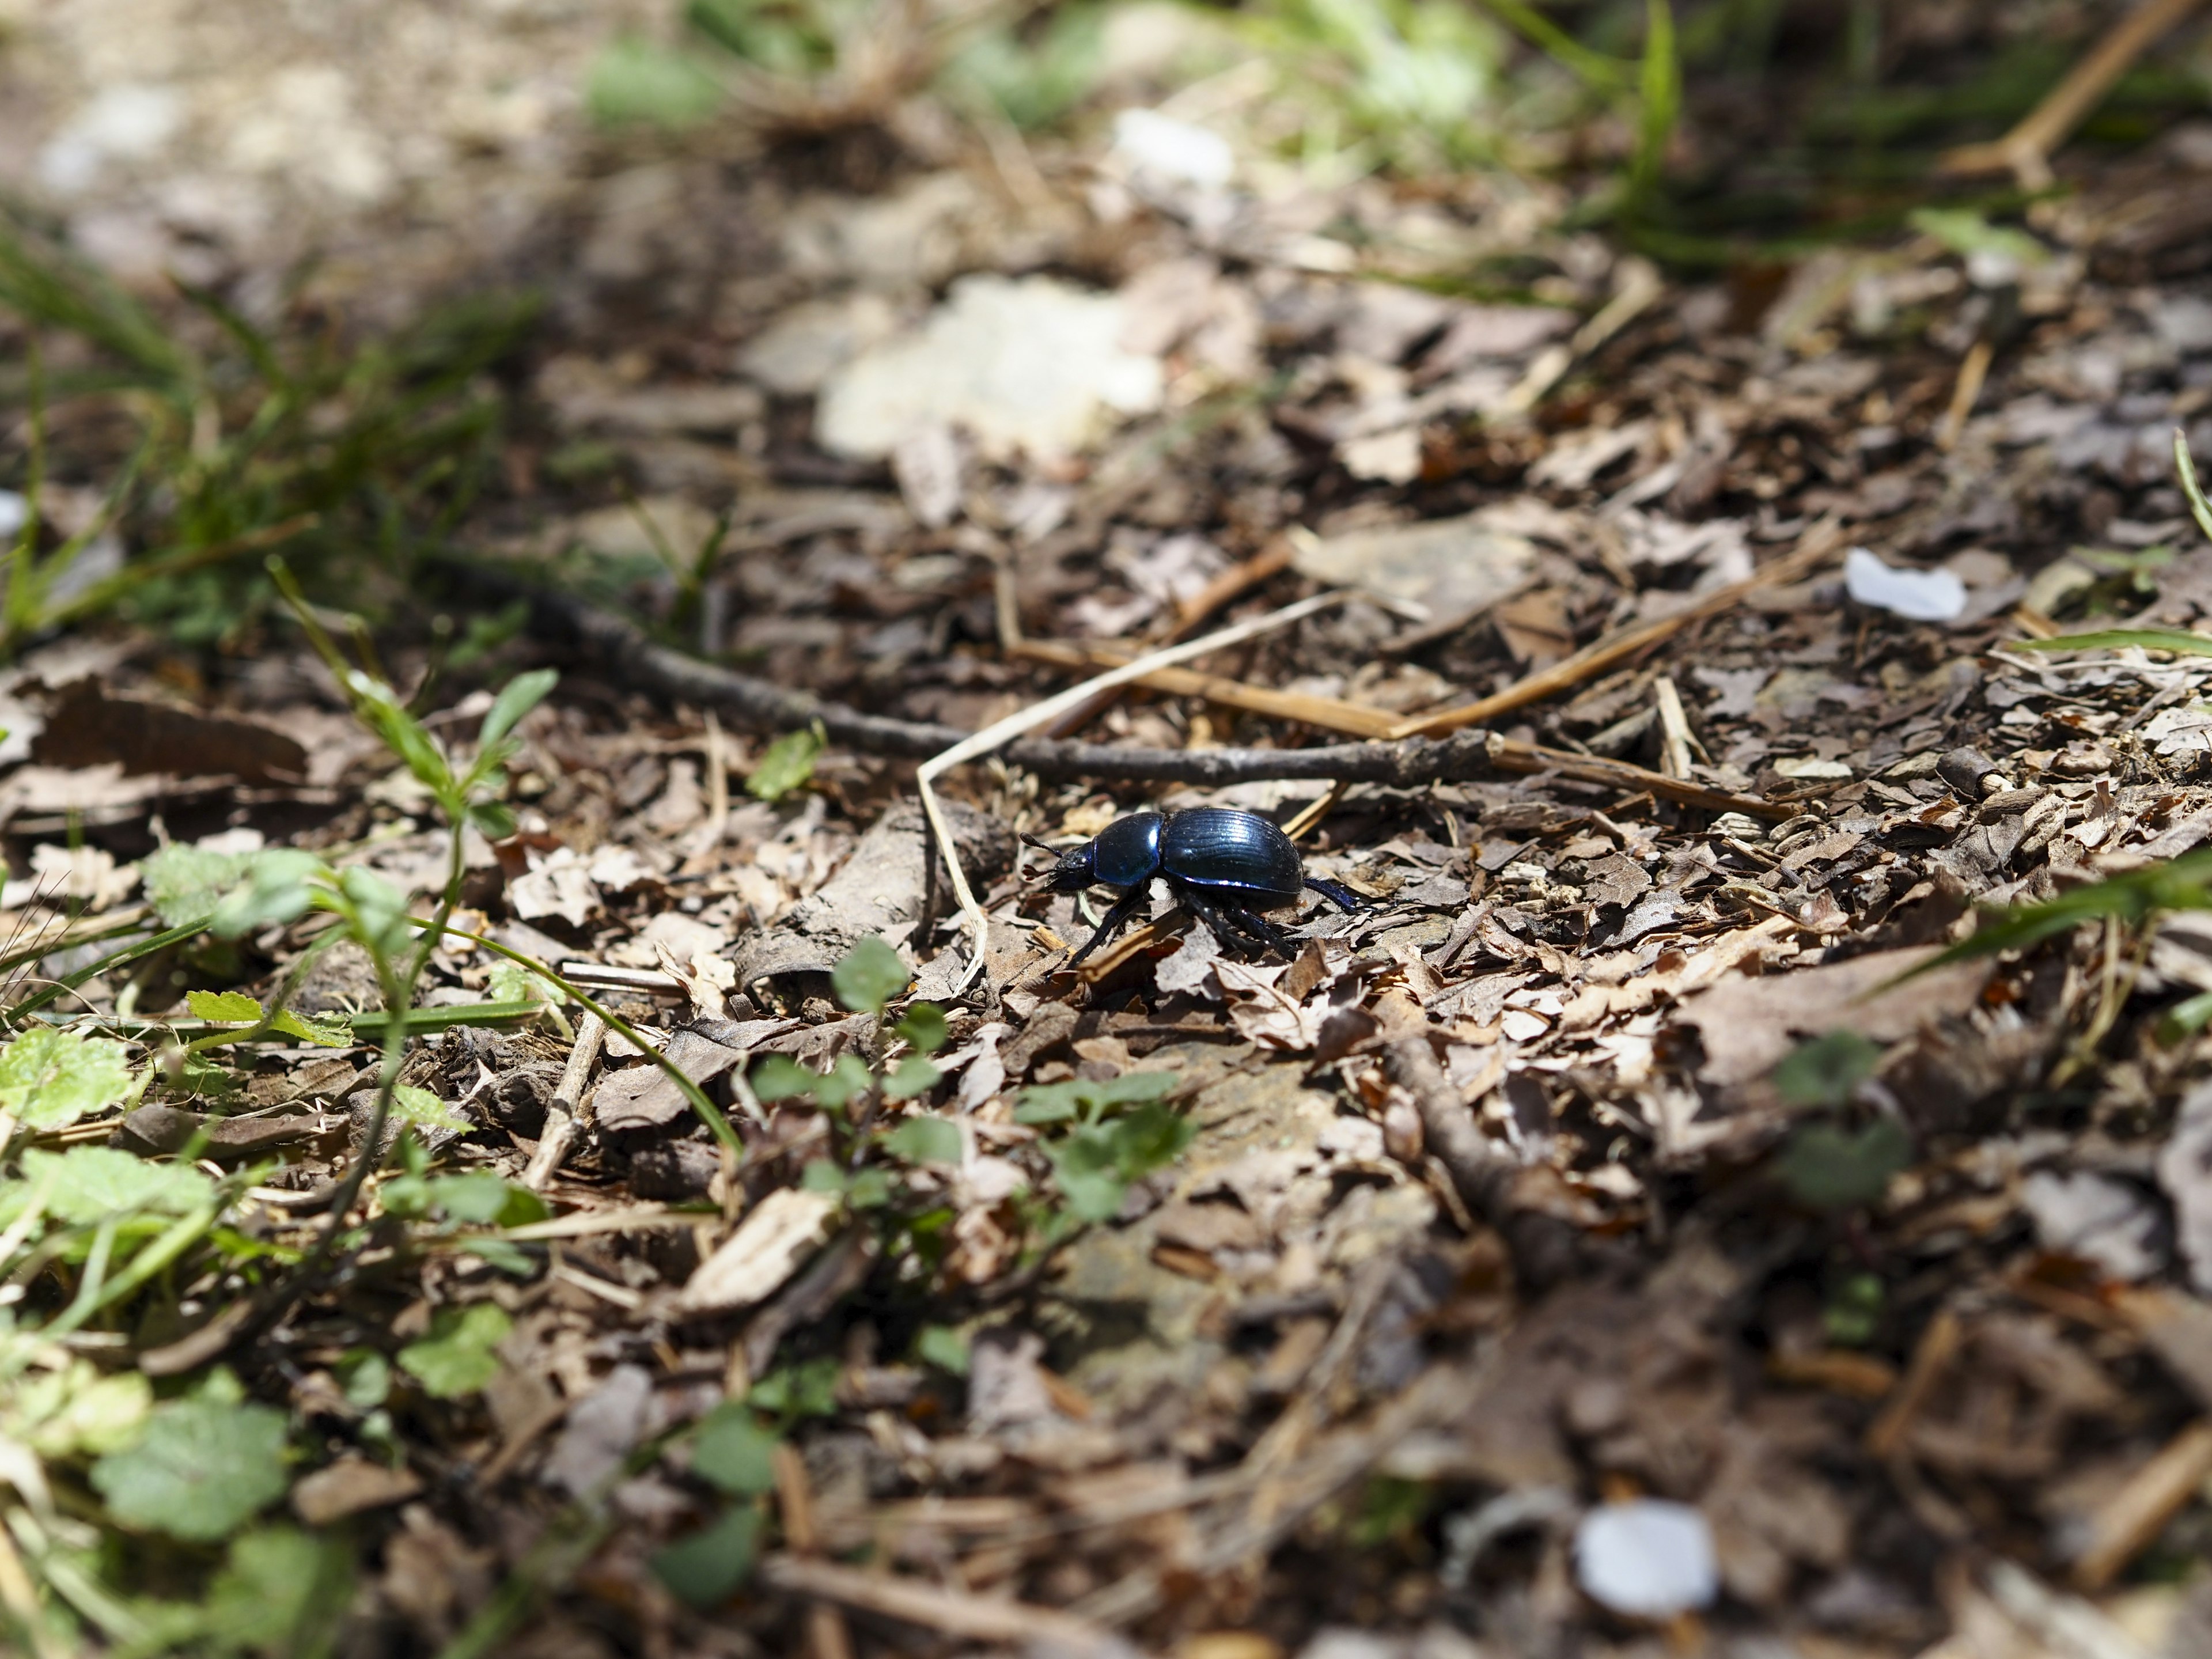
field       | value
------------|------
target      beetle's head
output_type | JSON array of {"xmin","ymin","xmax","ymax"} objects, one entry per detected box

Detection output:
[{"xmin": 1020, "ymin": 832, "xmax": 1096, "ymax": 892}]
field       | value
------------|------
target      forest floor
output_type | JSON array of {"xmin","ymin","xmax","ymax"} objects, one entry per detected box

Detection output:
[{"xmin": 7, "ymin": 3, "xmax": 2212, "ymax": 1657}]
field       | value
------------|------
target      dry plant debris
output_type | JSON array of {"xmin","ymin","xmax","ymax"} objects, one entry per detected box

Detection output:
[{"xmin": 10, "ymin": 2, "xmax": 2212, "ymax": 1656}]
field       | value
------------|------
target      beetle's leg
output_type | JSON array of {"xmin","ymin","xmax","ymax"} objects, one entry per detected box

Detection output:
[
  {"xmin": 1064, "ymin": 886, "xmax": 1150, "ymax": 969},
  {"xmin": 1175, "ymin": 887, "xmax": 1255, "ymax": 957},
  {"xmin": 1178, "ymin": 887, "xmax": 1278, "ymax": 958},
  {"xmin": 1303, "ymin": 876, "xmax": 1365, "ymax": 912},
  {"xmin": 1226, "ymin": 904, "xmax": 1300, "ymax": 958}
]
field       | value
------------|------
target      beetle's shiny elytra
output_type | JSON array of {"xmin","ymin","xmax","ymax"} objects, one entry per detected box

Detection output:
[{"xmin": 1029, "ymin": 807, "xmax": 1362, "ymax": 968}]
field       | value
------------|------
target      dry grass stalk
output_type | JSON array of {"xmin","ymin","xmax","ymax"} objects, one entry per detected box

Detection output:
[
  {"xmin": 759, "ymin": 1555, "xmax": 1127, "ymax": 1657},
  {"xmin": 522, "ymin": 1011, "xmax": 605, "ymax": 1191},
  {"xmin": 2071, "ymin": 1418, "xmax": 2212, "ymax": 1590},
  {"xmin": 1940, "ymin": 0, "xmax": 2212, "ymax": 185},
  {"xmin": 1386, "ymin": 520, "xmax": 1848, "ymax": 739}
]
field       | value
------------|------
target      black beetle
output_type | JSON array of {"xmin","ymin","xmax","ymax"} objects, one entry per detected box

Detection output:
[{"xmin": 1026, "ymin": 806, "xmax": 1362, "ymax": 968}]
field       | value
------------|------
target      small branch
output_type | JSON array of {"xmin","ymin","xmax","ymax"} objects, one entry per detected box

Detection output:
[
  {"xmin": 1939, "ymin": 0, "xmax": 2211, "ymax": 186},
  {"xmin": 492, "ymin": 572, "xmax": 1785, "ymax": 811},
  {"xmin": 522, "ymin": 1012, "xmax": 605, "ymax": 1191}
]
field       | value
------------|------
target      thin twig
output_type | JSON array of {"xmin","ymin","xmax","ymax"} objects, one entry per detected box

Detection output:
[
  {"xmin": 759, "ymin": 1556, "xmax": 1130, "ymax": 1658},
  {"xmin": 490, "ymin": 570, "xmax": 1789, "ymax": 808},
  {"xmin": 522, "ymin": 1012, "xmax": 605, "ymax": 1191},
  {"xmin": 1939, "ymin": 0, "xmax": 2211, "ymax": 186},
  {"xmin": 1385, "ymin": 518, "xmax": 1847, "ymax": 738}
]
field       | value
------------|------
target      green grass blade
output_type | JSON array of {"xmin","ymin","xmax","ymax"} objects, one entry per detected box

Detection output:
[
  {"xmin": 2177, "ymin": 429, "xmax": 2212, "ymax": 548},
  {"xmin": 2016, "ymin": 627, "xmax": 2212, "ymax": 655}
]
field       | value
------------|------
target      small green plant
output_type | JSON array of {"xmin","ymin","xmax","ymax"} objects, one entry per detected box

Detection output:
[
  {"xmin": 747, "ymin": 721, "xmax": 826, "ymax": 802},
  {"xmin": 1772, "ymin": 1029, "xmax": 1881, "ymax": 1110},
  {"xmin": 651, "ymin": 1402, "xmax": 779, "ymax": 1608},
  {"xmin": 0, "ymin": 213, "xmax": 537, "ymax": 652},
  {"xmin": 1823, "ymin": 1271, "xmax": 1885, "ymax": 1347},
  {"xmin": 1774, "ymin": 1116, "xmax": 1912, "ymax": 1212},
  {"xmin": 1014, "ymin": 1071, "xmax": 1190, "ymax": 1223}
]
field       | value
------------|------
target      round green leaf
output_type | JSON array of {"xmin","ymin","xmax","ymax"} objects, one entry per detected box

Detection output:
[
  {"xmin": 397, "ymin": 1304, "xmax": 512, "ymax": 1399},
  {"xmin": 90, "ymin": 1398, "xmax": 290, "ymax": 1542},
  {"xmin": 20, "ymin": 1147, "xmax": 212, "ymax": 1225},
  {"xmin": 0, "ymin": 1027, "xmax": 139, "ymax": 1130},
  {"xmin": 831, "ymin": 937, "xmax": 909, "ymax": 1014},
  {"xmin": 689, "ymin": 1407, "xmax": 779, "ymax": 1495}
]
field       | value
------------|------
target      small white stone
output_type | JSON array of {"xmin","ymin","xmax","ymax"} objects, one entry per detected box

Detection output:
[
  {"xmin": 1111, "ymin": 108, "xmax": 1234, "ymax": 188},
  {"xmin": 1843, "ymin": 546, "xmax": 1967, "ymax": 623},
  {"xmin": 1573, "ymin": 1499, "xmax": 1719, "ymax": 1619}
]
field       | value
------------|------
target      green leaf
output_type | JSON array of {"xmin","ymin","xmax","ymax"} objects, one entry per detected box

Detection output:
[
  {"xmin": 914, "ymin": 1324, "xmax": 971, "ymax": 1376},
  {"xmin": 892, "ymin": 1003, "xmax": 948, "ymax": 1054},
  {"xmin": 337, "ymin": 1350, "xmax": 391, "ymax": 1411},
  {"xmin": 203, "ymin": 1526, "xmax": 352, "ymax": 1657},
  {"xmin": 2017, "ymin": 627, "xmax": 2212, "ymax": 656},
  {"xmin": 811, "ymin": 1052, "xmax": 874, "ymax": 1112},
  {"xmin": 799, "ymin": 1159, "xmax": 847, "ymax": 1194},
  {"xmin": 1044, "ymin": 1101, "xmax": 1195, "ymax": 1224},
  {"xmin": 1772, "ymin": 1031, "xmax": 1882, "ymax": 1111},
  {"xmin": 881, "ymin": 1056, "xmax": 943, "ymax": 1102},
  {"xmin": 348, "ymin": 672, "xmax": 453, "ymax": 801},
  {"xmin": 2179, "ymin": 429, "xmax": 2212, "ymax": 547},
  {"xmin": 0, "ymin": 1026, "xmax": 140, "ymax": 1128},
  {"xmin": 650, "ymin": 1503, "xmax": 761, "ymax": 1609},
  {"xmin": 188, "ymin": 989, "xmax": 263, "ymax": 1022},
  {"xmin": 848, "ymin": 1167, "xmax": 891, "ymax": 1209},
  {"xmin": 468, "ymin": 801, "xmax": 518, "ymax": 842},
  {"xmin": 831, "ymin": 936, "xmax": 909, "ymax": 1014},
  {"xmin": 690, "ymin": 1406, "xmax": 779, "ymax": 1495},
  {"xmin": 210, "ymin": 849, "xmax": 327, "ymax": 939},
  {"xmin": 746, "ymin": 725, "xmax": 823, "ymax": 802},
  {"xmin": 90, "ymin": 1397, "xmax": 291, "ymax": 1542},
  {"xmin": 338, "ymin": 866, "xmax": 410, "ymax": 958},
  {"xmin": 1046, "ymin": 1130, "xmax": 1127, "ymax": 1223},
  {"xmin": 143, "ymin": 843, "xmax": 253, "ymax": 927},
  {"xmin": 884, "ymin": 1114, "xmax": 960, "ymax": 1165},
  {"xmin": 747, "ymin": 1357, "xmax": 840, "ymax": 1420},
  {"xmin": 589, "ymin": 35, "xmax": 725, "ymax": 128},
  {"xmin": 20, "ymin": 1146, "xmax": 211, "ymax": 1224},
  {"xmin": 397, "ymin": 1304, "xmax": 512, "ymax": 1399},
  {"xmin": 1776, "ymin": 1117, "xmax": 1914, "ymax": 1211},
  {"xmin": 1014, "ymin": 1070, "xmax": 1178, "ymax": 1125},
  {"xmin": 427, "ymin": 1173, "xmax": 547, "ymax": 1228},
  {"xmin": 389, "ymin": 1083, "xmax": 471, "ymax": 1136},
  {"xmin": 270, "ymin": 1008, "xmax": 352, "ymax": 1048},
  {"xmin": 1106, "ymin": 1101, "xmax": 1195, "ymax": 1180},
  {"xmin": 3, "ymin": 1358, "xmax": 151, "ymax": 1459},
  {"xmin": 751, "ymin": 1054, "xmax": 819, "ymax": 1103},
  {"xmin": 1907, "ymin": 846, "xmax": 2212, "ymax": 976},
  {"xmin": 1907, "ymin": 206, "xmax": 2051, "ymax": 267},
  {"xmin": 478, "ymin": 668, "xmax": 559, "ymax": 753}
]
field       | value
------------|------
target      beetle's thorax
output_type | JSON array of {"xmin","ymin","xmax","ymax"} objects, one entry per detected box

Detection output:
[{"xmin": 1089, "ymin": 811, "xmax": 1165, "ymax": 889}]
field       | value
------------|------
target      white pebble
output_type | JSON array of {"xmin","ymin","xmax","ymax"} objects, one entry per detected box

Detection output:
[{"xmin": 1573, "ymin": 1499, "xmax": 1719, "ymax": 1618}]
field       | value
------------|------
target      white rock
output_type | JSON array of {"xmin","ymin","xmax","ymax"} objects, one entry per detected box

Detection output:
[
  {"xmin": 0, "ymin": 492, "xmax": 26, "ymax": 541},
  {"xmin": 1573, "ymin": 1499, "xmax": 1719, "ymax": 1619},
  {"xmin": 37, "ymin": 85, "xmax": 184, "ymax": 195},
  {"xmin": 816, "ymin": 275, "xmax": 1163, "ymax": 462},
  {"xmin": 1843, "ymin": 546, "xmax": 1967, "ymax": 623},
  {"xmin": 1111, "ymin": 108, "xmax": 1235, "ymax": 188}
]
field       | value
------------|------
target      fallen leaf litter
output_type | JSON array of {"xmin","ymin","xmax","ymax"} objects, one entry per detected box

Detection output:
[{"xmin": 12, "ymin": 6, "xmax": 2212, "ymax": 1656}]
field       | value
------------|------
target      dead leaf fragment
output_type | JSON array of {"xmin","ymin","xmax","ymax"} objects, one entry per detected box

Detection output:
[
  {"xmin": 677, "ymin": 1188, "xmax": 839, "ymax": 1317},
  {"xmin": 1673, "ymin": 946, "xmax": 1991, "ymax": 1090},
  {"xmin": 292, "ymin": 1457, "xmax": 423, "ymax": 1525}
]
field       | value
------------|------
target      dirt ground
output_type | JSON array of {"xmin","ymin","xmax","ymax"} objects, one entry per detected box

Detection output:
[{"xmin": 9, "ymin": 2, "xmax": 2212, "ymax": 1657}]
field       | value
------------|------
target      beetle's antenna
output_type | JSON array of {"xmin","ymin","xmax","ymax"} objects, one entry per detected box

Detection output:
[{"xmin": 1018, "ymin": 832, "xmax": 1062, "ymax": 852}]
